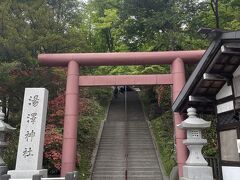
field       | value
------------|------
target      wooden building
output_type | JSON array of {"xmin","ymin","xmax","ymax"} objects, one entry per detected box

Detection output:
[{"xmin": 172, "ymin": 30, "xmax": 240, "ymax": 180}]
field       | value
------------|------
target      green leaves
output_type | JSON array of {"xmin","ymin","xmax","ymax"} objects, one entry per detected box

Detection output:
[
  {"xmin": 0, "ymin": 0, "xmax": 83, "ymax": 65},
  {"xmin": 96, "ymin": 9, "xmax": 119, "ymax": 29},
  {"xmin": 198, "ymin": 0, "xmax": 240, "ymax": 30}
]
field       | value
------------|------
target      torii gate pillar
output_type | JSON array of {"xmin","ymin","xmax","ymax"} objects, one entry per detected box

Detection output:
[
  {"xmin": 61, "ymin": 61, "xmax": 80, "ymax": 176},
  {"xmin": 172, "ymin": 58, "xmax": 188, "ymax": 177}
]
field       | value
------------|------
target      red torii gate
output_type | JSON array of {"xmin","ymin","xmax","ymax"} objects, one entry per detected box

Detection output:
[{"xmin": 38, "ymin": 50, "xmax": 204, "ymax": 178}]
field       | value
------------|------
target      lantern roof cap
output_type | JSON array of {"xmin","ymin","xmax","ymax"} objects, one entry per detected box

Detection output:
[{"xmin": 178, "ymin": 108, "xmax": 211, "ymax": 129}]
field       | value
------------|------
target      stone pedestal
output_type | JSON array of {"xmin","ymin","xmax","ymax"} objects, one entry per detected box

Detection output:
[
  {"xmin": 0, "ymin": 108, "xmax": 15, "ymax": 175},
  {"xmin": 8, "ymin": 170, "xmax": 47, "ymax": 178},
  {"xmin": 181, "ymin": 166, "xmax": 213, "ymax": 180},
  {"xmin": 178, "ymin": 108, "xmax": 214, "ymax": 180},
  {"xmin": 0, "ymin": 152, "xmax": 8, "ymax": 175},
  {"xmin": 0, "ymin": 166, "xmax": 8, "ymax": 175}
]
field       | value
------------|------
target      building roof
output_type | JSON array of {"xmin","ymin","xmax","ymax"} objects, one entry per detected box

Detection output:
[{"xmin": 172, "ymin": 31, "xmax": 240, "ymax": 113}]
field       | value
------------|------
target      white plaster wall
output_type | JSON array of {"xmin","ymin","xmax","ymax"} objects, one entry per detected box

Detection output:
[
  {"xmin": 233, "ymin": 76, "xmax": 240, "ymax": 97},
  {"xmin": 216, "ymin": 65, "xmax": 240, "ymax": 101},
  {"xmin": 222, "ymin": 166, "xmax": 240, "ymax": 180},
  {"xmin": 233, "ymin": 65, "xmax": 240, "ymax": 77},
  {"xmin": 233, "ymin": 66, "xmax": 240, "ymax": 97},
  {"xmin": 216, "ymin": 83, "xmax": 232, "ymax": 100},
  {"xmin": 233, "ymin": 65, "xmax": 240, "ymax": 97},
  {"xmin": 217, "ymin": 101, "xmax": 234, "ymax": 114}
]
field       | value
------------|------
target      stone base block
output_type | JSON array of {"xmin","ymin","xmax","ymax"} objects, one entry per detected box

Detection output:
[
  {"xmin": 0, "ymin": 166, "xmax": 8, "ymax": 175},
  {"xmin": 182, "ymin": 165, "xmax": 213, "ymax": 180},
  {"xmin": 7, "ymin": 169, "xmax": 47, "ymax": 179},
  {"xmin": 170, "ymin": 166, "xmax": 179, "ymax": 180}
]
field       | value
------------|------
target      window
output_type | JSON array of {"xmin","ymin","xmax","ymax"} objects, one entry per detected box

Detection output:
[{"xmin": 191, "ymin": 130, "xmax": 200, "ymax": 138}]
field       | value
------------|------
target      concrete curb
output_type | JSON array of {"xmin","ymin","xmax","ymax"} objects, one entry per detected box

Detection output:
[
  {"xmin": 88, "ymin": 99, "xmax": 112, "ymax": 180},
  {"xmin": 138, "ymin": 92, "xmax": 169, "ymax": 180},
  {"xmin": 147, "ymin": 120, "xmax": 170, "ymax": 180}
]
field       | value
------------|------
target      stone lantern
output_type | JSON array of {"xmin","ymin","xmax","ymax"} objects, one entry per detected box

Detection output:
[
  {"xmin": 0, "ymin": 108, "xmax": 15, "ymax": 175},
  {"xmin": 178, "ymin": 107, "xmax": 213, "ymax": 180}
]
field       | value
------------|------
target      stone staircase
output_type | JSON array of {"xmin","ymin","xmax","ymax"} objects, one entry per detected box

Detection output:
[{"xmin": 91, "ymin": 91, "xmax": 163, "ymax": 180}]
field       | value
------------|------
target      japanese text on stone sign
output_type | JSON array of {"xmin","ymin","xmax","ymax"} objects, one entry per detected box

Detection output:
[{"xmin": 22, "ymin": 94, "xmax": 40, "ymax": 158}]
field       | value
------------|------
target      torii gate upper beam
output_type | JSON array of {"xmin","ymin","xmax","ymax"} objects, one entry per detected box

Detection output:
[{"xmin": 38, "ymin": 50, "xmax": 204, "ymax": 66}]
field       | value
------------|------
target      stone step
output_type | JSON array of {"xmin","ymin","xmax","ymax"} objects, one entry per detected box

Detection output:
[
  {"xmin": 128, "ymin": 178, "xmax": 162, "ymax": 180},
  {"xmin": 94, "ymin": 165, "xmax": 126, "ymax": 168},
  {"xmin": 127, "ymin": 153, "xmax": 156, "ymax": 156},
  {"xmin": 92, "ymin": 171, "xmax": 125, "ymax": 176},
  {"xmin": 127, "ymin": 157, "xmax": 157, "ymax": 160},
  {"xmin": 98, "ymin": 144, "xmax": 126, "ymax": 146},
  {"xmin": 98, "ymin": 142, "xmax": 127, "ymax": 144},
  {"xmin": 97, "ymin": 148, "xmax": 126, "ymax": 151},
  {"xmin": 127, "ymin": 144, "xmax": 154, "ymax": 146},
  {"xmin": 98, "ymin": 145, "xmax": 126, "ymax": 147},
  {"xmin": 128, "ymin": 161, "xmax": 159, "ymax": 166},
  {"xmin": 92, "ymin": 92, "xmax": 163, "ymax": 179},
  {"xmin": 93, "ymin": 167, "xmax": 126, "ymax": 171},
  {"xmin": 128, "ymin": 167, "xmax": 161, "ymax": 171},
  {"xmin": 127, "ymin": 148, "xmax": 156, "ymax": 151},
  {"xmin": 96, "ymin": 157, "xmax": 126, "ymax": 160},
  {"xmin": 127, "ymin": 171, "xmax": 162, "ymax": 176},
  {"xmin": 92, "ymin": 175, "xmax": 125, "ymax": 180},
  {"xmin": 94, "ymin": 163, "xmax": 125, "ymax": 167},
  {"xmin": 97, "ymin": 149, "xmax": 126, "ymax": 151},
  {"xmin": 127, "ymin": 138, "xmax": 152, "ymax": 141},
  {"xmin": 93, "ymin": 167, "xmax": 164, "ymax": 172},
  {"xmin": 96, "ymin": 152, "xmax": 126, "ymax": 155}
]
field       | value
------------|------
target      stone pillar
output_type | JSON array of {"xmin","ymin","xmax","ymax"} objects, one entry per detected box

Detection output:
[
  {"xmin": 61, "ymin": 61, "xmax": 80, "ymax": 176},
  {"xmin": 8, "ymin": 88, "xmax": 48, "ymax": 178},
  {"xmin": 178, "ymin": 108, "xmax": 213, "ymax": 180},
  {"xmin": 0, "ymin": 108, "xmax": 15, "ymax": 175},
  {"xmin": 172, "ymin": 58, "xmax": 188, "ymax": 177}
]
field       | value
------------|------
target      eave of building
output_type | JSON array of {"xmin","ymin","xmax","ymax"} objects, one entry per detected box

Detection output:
[{"xmin": 172, "ymin": 31, "xmax": 240, "ymax": 114}]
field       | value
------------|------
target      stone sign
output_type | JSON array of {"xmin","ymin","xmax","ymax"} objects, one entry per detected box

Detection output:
[{"xmin": 8, "ymin": 88, "xmax": 48, "ymax": 178}]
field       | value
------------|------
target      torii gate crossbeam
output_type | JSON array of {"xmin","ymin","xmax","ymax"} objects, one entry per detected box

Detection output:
[
  {"xmin": 79, "ymin": 74, "xmax": 173, "ymax": 86},
  {"xmin": 38, "ymin": 50, "xmax": 205, "ymax": 178}
]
